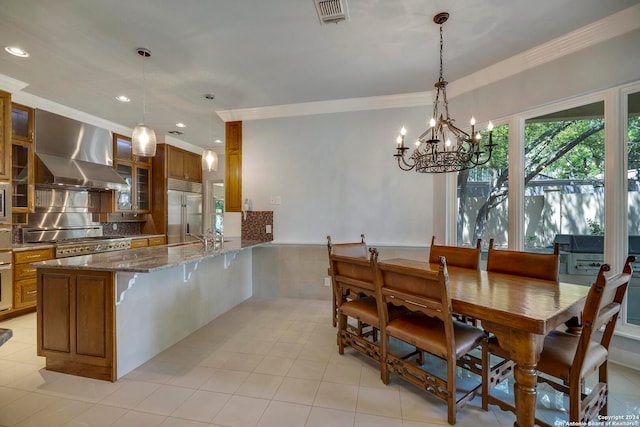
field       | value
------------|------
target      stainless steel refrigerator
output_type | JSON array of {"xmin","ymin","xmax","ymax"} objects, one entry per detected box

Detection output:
[{"xmin": 167, "ymin": 179, "xmax": 203, "ymax": 244}]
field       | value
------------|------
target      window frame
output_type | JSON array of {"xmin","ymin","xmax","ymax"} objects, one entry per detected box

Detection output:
[{"xmin": 447, "ymin": 81, "xmax": 640, "ymax": 338}]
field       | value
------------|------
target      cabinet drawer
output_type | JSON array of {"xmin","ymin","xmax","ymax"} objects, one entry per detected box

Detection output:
[
  {"xmin": 130, "ymin": 238, "xmax": 149, "ymax": 248},
  {"xmin": 14, "ymin": 262, "xmax": 37, "ymax": 280},
  {"xmin": 14, "ymin": 248, "xmax": 54, "ymax": 264},
  {"xmin": 148, "ymin": 236, "xmax": 166, "ymax": 246},
  {"xmin": 14, "ymin": 278, "xmax": 37, "ymax": 309}
]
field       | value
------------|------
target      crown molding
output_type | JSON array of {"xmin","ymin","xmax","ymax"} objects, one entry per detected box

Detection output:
[
  {"xmin": 216, "ymin": 91, "xmax": 431, "ymax": 122},
  {"xmin": 0, "ymin": 74, "xmax": 29, "ymax": 93},
  {"xmin": 217, "ymin": 3, "xmax": 640, "ymax": 122}
]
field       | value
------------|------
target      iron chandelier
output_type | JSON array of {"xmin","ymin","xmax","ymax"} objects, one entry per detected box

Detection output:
[{"xmin": 394, "ymin": 12, "xmax": 495, "ymax": 173}]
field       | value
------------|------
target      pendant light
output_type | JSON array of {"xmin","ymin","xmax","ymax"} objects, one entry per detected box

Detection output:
[
  {"xmin": 132, "ymin": 47, "xmax": 157, "ymax": 157},
  {"xmin": 202, "ymin": 94, "xmax": 219, "ymax": 172}
]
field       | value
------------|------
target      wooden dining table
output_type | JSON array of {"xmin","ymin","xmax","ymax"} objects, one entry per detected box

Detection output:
[{"xmin": 379, "ymin": 258, "xmax": 590, "ymax": 427}]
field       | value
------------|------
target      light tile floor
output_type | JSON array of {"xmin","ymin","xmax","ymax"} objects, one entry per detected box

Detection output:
[{"xmin": 0, "ymin": 298, "xmax": 638, "ymax": 427}]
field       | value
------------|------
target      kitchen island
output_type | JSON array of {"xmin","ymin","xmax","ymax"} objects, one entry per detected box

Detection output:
[{"xmin": 32, "ymin": 239, "xmax": 266, "ymax": 381}]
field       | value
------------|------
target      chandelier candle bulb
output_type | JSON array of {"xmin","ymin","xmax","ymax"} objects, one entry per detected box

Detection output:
[
  {"xmin": 488, "ymin": 121, "xmax": 494, "ymax": 145},
  {"xmin": 392, "ymin": 12, "xmax": 496, "ymax": 173}
]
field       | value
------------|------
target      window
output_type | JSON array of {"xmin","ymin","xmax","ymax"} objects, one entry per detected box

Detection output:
[
  {"xmin": 457, "ymin": 124, "xmax": 509, "ymax": 248},
  {"xmin": 523, "ymin": 102, "xmax": 605, "ymax": 262},
  {"xmin": 208, "ymin": 181, "xmax": 224, "ymax": 234},
  {"xmin": 626, "ymin": 90, "xmax": 640, "ymax": 326}
]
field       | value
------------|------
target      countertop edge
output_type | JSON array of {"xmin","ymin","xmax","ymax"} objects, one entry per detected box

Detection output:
[{"xmin": 31, "ymin": 240, "xmax": 270, "ymax": 273}]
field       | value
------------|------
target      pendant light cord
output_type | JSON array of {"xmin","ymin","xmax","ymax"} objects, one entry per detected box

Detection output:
[{"xmin": 142, "ymin": 53, "xmax": 146, "ymax": 123}]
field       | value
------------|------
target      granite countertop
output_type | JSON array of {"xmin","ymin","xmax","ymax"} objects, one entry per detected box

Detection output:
[
  {"xmin": 30, "ymin": 239, "xmax": 268, "ymax": 273},
  {"xmin": 123, "ymin": 234, "xmax": 166, "ymax": 240},
  {"xmin": 0, "ymin": 328, "xmax": 12, "ymax": 347},
  {"xmin": 13, "ymin": 235, "xmax": 165, "ymax": 251}
]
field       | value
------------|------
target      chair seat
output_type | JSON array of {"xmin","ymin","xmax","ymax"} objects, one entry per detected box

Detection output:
[
  {"xmin": 538, "ymin": 330, "xmax": 608, "ymax": 382},
  {"xmin": 339, "ymin": 296, "xmax": 379, "ymax": 327},
  {"xmin": 387, "ymin": 312, "xmax": 485, "ymax": 359},
  {"xmin": 486, "ymin": 331, "xmax": 608, "ymax": 383},
  {"xmin": 340, "ymin": 296, "xmax": 407, "ymax": 328}
]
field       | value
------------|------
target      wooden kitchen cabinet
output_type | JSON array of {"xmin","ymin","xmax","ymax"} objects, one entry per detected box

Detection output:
[
  {"xmin": 167, "ymin": 145, "xmax": 202, "ymax": 183},
  {"xmin": 10, "ymin": 103, "xmax": 35, "ymax": 214},
  {"xmin": 130, "ymin": 235, "xmax": 165, "ymax": 248},
  {"xmin": 13, "ymin": 247, "xmax": 53, "ymax": 310},
  {"xmin": 37, "ymin": 268, "xmax": 116, "ymax": 381},
  {"xmin": 129, "ymin": 238, "xmax": 149, "ymax": 248},
  {"xmin": 225, "ymin": 121, "xmax": 242, "ymax": 212},
  {"xmin": 112, "ymin": 134, "xmax": 151, "ymax": 213},
  {"xmin": 11, "ymin": 140, "xmax": 35, "ymax": 213},
  {"xmin": 11, "ymin": 103, "xmax": 34, "ymax": 143},
  {"xmin": 0, "ymin": 91, "xmax": 11, "ymax": 180},
  {"xmin": 148, "ymin": 236, "xmax": 166, "ymax": 246}
]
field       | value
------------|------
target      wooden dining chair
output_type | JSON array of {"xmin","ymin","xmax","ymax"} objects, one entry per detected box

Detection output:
[
  {"xmin": 330, "ymin": 248, "xmax": 407, "ymax": 362},
  {"xmin": 429, "ymin": 236, "xmax": 482, "ymax": 270},
  {"xmin": 482, "ymin": 256, "xmax": 635, "ymax": 427},
  {"xmin": 374, "ymin": 255, "xmax": 486, "ymax": 425},
  {"xmin": 327, "ymin": 234, "xmax": 367, "ymax": 326},
  {"xmin": 429, "ymin": 236, "xmax": 482, "ymax": 325},
  {"xmin": 486, "ymin": 238, "xmax": 560, "ymax": 281},
  {"xmin": 329, "ymin": 247, "xmax": 378, "ymax": 360}
]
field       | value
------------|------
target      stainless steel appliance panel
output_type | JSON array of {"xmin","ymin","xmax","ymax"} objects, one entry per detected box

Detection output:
[
  {"xmin": 185, "ymin": 192, "xmax": 203, "ymax": 238},
  {"xmin": 0, "ymin": 252, "xmax": 11, "ymax": 312},
  {"xmin": 167, "ymin": 190, "xmax": 183, "ymax": 244},
  {"xmin": 0, "ymin": 182, "xmax": 9, "ymax": 223},
  {"xmin": 0, "ymin": 225, "xmax": 11, "ymax": 249},
  {"xmin": 0, "ymin": 224, "xmax": 12, "ymax": 312},
  {"xmin": 167, "ymin": 189, "xmax": 202, "ymax": 244}
]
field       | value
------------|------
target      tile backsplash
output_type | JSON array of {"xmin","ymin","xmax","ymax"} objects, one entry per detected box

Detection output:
[
  {"xmin": 241, "ymin": 211, "xmax": 273, "ymax": 242},
  {"xmin": 101, "ymin": 222, "xmax": 141, "ymax": 236}
]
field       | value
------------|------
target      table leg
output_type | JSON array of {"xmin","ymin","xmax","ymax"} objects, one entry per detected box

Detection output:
[
  {"xmin": 513, "ymin": 358, "xmax": 538, "ymax": 427},
  {"xmin": 482, "ymin": 322, "xmax": 544, "ymax": 427}
]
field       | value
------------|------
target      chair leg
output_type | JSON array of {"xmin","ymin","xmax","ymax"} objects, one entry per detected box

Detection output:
[
  {"xmin": 380, "ymin": 331, "xmax": 390, "ymax": 384},
  {"xmin": 332, "ymin": 292, "xmax": 337, "ymax": 327},
  {"xmin": 447, "ymin": 356, "xmax": 457, "ymax": 425},
  {"xmin": 481, "ymin": 339, "xmax": 489, "ymax": 410},
  {"xmin": 599, "ymin": 361, "xmax": 608, "ymax": 416},
  {"xmin": 337, "ymin": 312, "xmax": 346, "ymax": 355},
  {"xmin": 569, "ymin": 377, "xmax": 581, "ymax": 423}
]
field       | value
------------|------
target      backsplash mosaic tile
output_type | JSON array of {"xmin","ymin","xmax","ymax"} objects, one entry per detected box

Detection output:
[
  {"xmin": 241, "ymin": 211, "xmax": 273, "ymax": 242},
  {"xmin": 101, "ymin": 222, "xmax": 141, "ymax": 236}
]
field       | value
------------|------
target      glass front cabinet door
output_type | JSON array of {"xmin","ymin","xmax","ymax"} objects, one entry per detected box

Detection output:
[
  {"xmin": 11, "ymin": 142, "xmax": 34, "ymax": 212},
  {"xmin": 11, "ymin": 104, "xmax": 35, "ymax": 213},
  {"xmin": 113, "ymin": 134, "xmax": 151, "ymax": 213}
]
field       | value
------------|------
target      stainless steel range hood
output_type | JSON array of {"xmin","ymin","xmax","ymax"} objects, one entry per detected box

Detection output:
[{"xmin": 34, "ymin": 109, "xmax": 128, "ymax": 191}]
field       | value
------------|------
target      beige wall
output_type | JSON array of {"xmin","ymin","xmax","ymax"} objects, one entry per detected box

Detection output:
[{"xmin": 252, "ymin": 244, "xmax": 428, "ymax": 300}]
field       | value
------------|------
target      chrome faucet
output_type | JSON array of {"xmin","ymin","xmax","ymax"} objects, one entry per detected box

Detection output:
[
  {"xmin": 188, "ymin": 229, "xmax": 215, "ymax": 250},
  {"xmin": 213, "ymin": 230, "xmax": 224, "ymax": 246}
]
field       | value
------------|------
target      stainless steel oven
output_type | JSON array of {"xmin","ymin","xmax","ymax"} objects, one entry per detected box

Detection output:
[
  {"xmin": 0, "ymin": 182, "xmax": 9, "ymax": 223},
  {"xmin": 0, "ymin": 225, "xmax": 12, "ymax": 312}
]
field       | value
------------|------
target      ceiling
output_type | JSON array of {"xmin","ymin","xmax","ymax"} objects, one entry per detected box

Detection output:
[{"xmin": 1, "ymin": 0, "xmax": 639, "ymax": 152}]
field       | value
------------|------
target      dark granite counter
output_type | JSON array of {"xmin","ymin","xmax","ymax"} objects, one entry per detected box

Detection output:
[
  {"xmin": 30, "ymin": 239, "xmax": 267, "ymax": 273},
  {"xmin": 0, "ymin": 328, "xmax": 12, "ymax": 346}
]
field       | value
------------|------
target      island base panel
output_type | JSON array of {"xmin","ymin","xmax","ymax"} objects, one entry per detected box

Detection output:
[{"xmin": 45, "ymin": 358, "xmax": 115, "ymax": 382}]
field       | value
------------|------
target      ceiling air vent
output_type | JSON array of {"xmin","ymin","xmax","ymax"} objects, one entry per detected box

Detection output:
[{"xmin": 314, "ymin": 0, "xmax": 349, "ymax": 25}]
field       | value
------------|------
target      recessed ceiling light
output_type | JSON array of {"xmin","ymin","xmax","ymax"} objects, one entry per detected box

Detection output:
[
  {"xmin": 4, "ymin": 46, "xmax": 29, "ymax": 57},
  {"xmin": 115, "ymin": 95, "xmax": 130, "ymax": 102},
  {"xmin": 168, "ymin": 130, "xmax": 184, "ymax": 136},
  {"xmin": 176, "ymin": 122, "xmax": 186, "ymax": 128},
  {"xmin": 214, "ymin": 139, "xmax": 222, "ymax": 144}
]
